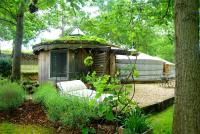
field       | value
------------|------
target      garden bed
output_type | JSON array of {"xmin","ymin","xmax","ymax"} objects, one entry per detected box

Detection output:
[
  {"xmin": 0, "ymin": 78, "xmax": 152, "ymax": 134},
  {"xmin": 0, "ymin": 100, "xmax": 118, "ymax": 133},
  {"xmin": 0, "ymin": 100, "xmax": 51, "ymax": 126}
]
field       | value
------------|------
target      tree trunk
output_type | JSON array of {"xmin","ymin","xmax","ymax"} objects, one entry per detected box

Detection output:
[
  {"xmin": 61, "ymin": 15, "xmax": 66, "ymax": 36},
  {"xmin": 11, "ymin": 3, "xmax": 24, "ymax": 81},
  {"xmin": 173, "ymin": 0, "xmax": 200, "ymax": 134}
]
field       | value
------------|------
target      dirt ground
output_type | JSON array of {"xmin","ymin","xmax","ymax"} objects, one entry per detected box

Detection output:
[
  {"xmin": 129, "ymin": 83, "xmax": 174, "ymax": 108},
  {"xmin": 0, "ymin": 100, "xmax": 51, "ymax": 126}
]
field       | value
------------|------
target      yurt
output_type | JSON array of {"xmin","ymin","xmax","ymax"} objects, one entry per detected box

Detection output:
[
  {"xmin": 32, "ymin": 29, "xmax": 137, "ymax": 84},
  {"xmin": 116, "ymin": 52, "xmax": 175, "ymax": 82}
]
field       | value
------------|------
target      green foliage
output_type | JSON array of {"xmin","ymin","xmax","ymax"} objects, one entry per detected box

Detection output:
[
  {"xmin": 59, "ymin": 96, "xmax": 97, "ymax": 128},
  {"xmin": 0, "ymin": 79, "xmax": 26, "ymax": 111},
  {"xmin": 133, "ymin": 69, "xmax": 140, "ymax": 78},
  {"xmin": 32, "ymin": 82, "xmax": 57, "ymax": 104},
  {"xmin": 97, "ymin": 100, "xmax": 114, "ymax": 121},
  {"xmin": 79, "ymin": 0, "xmax": 174, "ymax": 61},
  {"xmin": 85, "ymin": 71, "xmax": 118, "ymax": 94},
  {"xmin": 0, "ymin": 58, "xmax": 12, "ymax": 77},
  {"xmin": 0, "ymin": 0, "xmax": 56, "ymax": 43},
  {"xmin": 85, "ymin": 71, "xmax": 138, "ymax": 122},
  {"xmin": 45, "ymin": 95, "xmax": 67, "ymax": 122},
  {"xmin": 123, "ymin": 108, "xmax": 150, "ymax": 134},
  {"xmin": 84, "ymin": 56, "xmax": 93, "ymax": 67},
  {"xmin": 33, "ymin": 83, "xmax": 97, "ymax": 128},
  {"xmin": 145, "ymin": 34, "xmax": 175, "ymax": 62}
]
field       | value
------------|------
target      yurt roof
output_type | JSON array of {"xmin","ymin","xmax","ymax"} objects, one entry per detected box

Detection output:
[
  {"xmin": 32, "ymin": 35, "xmax": 138, "ymax": 56},
  {"xmin": 32, "ymin": 35, "xmax": 112, "ymax": 53},
  {"xmin": 116, "ymin": 52, "xmax": 160, "ymax": 60},
  {"xmin": 116, "ymin": 52, "xmax": 174, "ymax": 65},
  {"xmin": 153, "ymin": 56, "xmax": 175, "ymax": 65}
]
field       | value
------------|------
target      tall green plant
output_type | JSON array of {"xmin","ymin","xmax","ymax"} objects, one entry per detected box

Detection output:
[
  {"xmin": 0, "ymin": 78, "xmax": 26, "ymax": 111},
  {"xmin": 85, "ymin": 71, "xmax": 138, "ymax": 122},
  {"xmin": 123, "ymin": 108, "xmax": 150, "ymax": 134},
  {"xmin": 33, "ymin": 83, "xmax": 98, "ymax": 128}
]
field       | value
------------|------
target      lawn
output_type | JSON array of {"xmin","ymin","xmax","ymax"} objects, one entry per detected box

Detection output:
[
  {"xmin": 148, "ymin": 106, "xmax": 173, "ymax": 134},
  {"xmin": 1, "ymin": 50, "xmax": 33, "ymax": 55},
  {"xmin": 0, "ymin": 122, "xmax": 54, "ymax": 134},
  {"xmin": 21, "ymin": 65, "xmax": 38, "ymax": 73}
]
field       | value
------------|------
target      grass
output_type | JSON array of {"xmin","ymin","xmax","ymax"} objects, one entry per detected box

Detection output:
[
  {"xmin": 1, "ymin": 50, "xmax": 33, "ymax": 55},
  {"xmin": 21, "ymin": 65, "xmax": 38, "ymax": 73},
  {"xmin": 0, "ymin": 122, "xmax": 54, "ymax": 134},
  {"xmin": 148, "ymin": 106, "xmax": 173, "ymax": 134}
]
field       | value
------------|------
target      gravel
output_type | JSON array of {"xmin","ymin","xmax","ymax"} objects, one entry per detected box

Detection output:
[{"xmin": 129, "ymin": 83, "xmax": 174, "ymax": 108}]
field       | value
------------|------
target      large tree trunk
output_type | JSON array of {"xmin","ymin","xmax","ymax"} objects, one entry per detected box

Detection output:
[
  {"xmin": 173, "ymin": 0, "xmax": 200, "ymax": 134},
  {"xmin": 11, "ymin": 3, "xmax": 24, "ymax": 81}
]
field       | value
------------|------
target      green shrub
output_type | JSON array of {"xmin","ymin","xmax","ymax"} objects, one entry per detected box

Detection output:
[
  {"xmin": 59, "ymin": 96, "xmax": 97, "ymax": 128},
  {"xmin": 0, "ymin": 58, "xmax": 12, "ymax": 77},
  {"xmin": 33, "ymin": 83, "xmax": 65, "ymax": 121},
  {"xmin": 123, "ymin": 108, "xmax": 150, "ymax": 134},
  {"xmin": 0, "ymin": 79, "xmax": 26, "ymax": 111},
  {"xmin": 32, "ymin": 82, "xmax": 57, "ymax": 104},
  {"xmin": 33, "ymin": 83, "xmax": 97, "ymax": 128}
]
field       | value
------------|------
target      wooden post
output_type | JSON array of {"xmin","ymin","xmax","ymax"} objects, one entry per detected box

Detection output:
[{"xmin": 110, "ymin": 53, "xmax": 116, "ymax": 77}]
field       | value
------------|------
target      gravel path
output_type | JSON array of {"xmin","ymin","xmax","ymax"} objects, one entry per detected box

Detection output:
[{"xmin": 129, "ymin": 83, "xmax": 174, "ymax": 108}]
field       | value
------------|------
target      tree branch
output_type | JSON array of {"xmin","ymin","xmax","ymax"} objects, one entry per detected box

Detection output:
[
  {"xmin": 0, "ymin": 17, "xmax": 16, "ymax": 25},
  {"xmin": 162, "ymin": 0, "xmax": 171, "ymax": 19}
]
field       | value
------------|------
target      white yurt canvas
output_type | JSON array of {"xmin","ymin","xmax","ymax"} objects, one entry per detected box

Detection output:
[{"xmin": 116, "ymin": 52, "xmax": 175, "ymax": 82}]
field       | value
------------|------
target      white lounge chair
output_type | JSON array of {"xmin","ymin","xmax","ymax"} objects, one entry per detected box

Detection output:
[{"xmin": 56, "ymin": 80, "xmax": 111, "ymax": 102}]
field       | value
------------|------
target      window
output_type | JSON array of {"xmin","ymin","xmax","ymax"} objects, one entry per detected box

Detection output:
[{"xmin": 50, "ymin": 50, "xmax": 67, "ymax": 77}]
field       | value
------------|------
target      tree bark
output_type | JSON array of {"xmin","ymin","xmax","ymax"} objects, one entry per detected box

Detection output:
[
  {"xmin": 173, "ymin": 0, "xmax": 200, "ymax": 134},
  {"xmin": 61, "ymin": 15, "xmax": 65, "ymax": 36},
  {"xmin": 11, "ymin": 3, "xmax": 24, "ymax": 81}
]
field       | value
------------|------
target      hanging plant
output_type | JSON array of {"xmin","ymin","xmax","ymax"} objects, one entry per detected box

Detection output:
[{"xmin": 84, "ymin": 56, "xmax": 93, "ymax": 67}]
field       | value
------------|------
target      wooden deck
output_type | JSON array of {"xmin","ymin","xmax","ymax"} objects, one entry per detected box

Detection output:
[{"xmin": 129, "ymin": 83, "xmax": 174, "ymax": 112}]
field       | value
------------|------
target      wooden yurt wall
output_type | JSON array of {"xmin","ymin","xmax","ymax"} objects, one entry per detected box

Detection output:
[
  {"xmin": 93, "ymin": 52, "xmax": 110, "ymax": 75},
  {"xmin": 109, "ymin": 53, "xmax": 116, "ymax": 77},
  {"xmin": 163, "ymin": 63, "xmax": 175, "ymax": 78},
  {"xmin": 74, "ymin": 49, "xmax": 89, "ymax": 76},
  {"xmin": 38, "ymin": 51, "xmax": 50, "ymax": 83},
  {"xmin": 68, "ymin": 50, "xmax": 75, "ymax": 79}
]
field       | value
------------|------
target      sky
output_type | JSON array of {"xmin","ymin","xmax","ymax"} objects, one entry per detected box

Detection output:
[{"xmin": 0, "ymin": 29, "xmax": 61, "ymax": 51}]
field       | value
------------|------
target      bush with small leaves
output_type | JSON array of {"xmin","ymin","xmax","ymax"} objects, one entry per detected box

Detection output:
[
  {"xmin": 32, "ymin": 82, "xmax": 57, "ymax": 104},
  {"xmin": 33, "ymin": 83, "xmax": 98, "ymax": 128},
  {"xmin": 58, "ymin": 96, "xmax": 97, "ymax": 128},
  {"xmin": 0, "ymin": 79, "xmax": 26, "ymax": 111}
]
